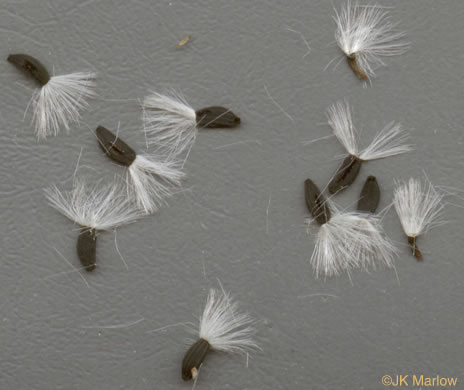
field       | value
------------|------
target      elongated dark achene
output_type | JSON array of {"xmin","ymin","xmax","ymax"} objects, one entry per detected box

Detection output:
[
  {"xmin": 304, "ymin": 179, "xmax": 331, "ymax": 225},
  {"xmin": 328, "ymin": 155, "xmax": 363, "ymax": 194},
  {"xmin": 357, "ymin": 175, "xmax": 380, "ymax": 213},
  {"xmin": 77, "ymin": 228, "xmax": 97, "ymax": 271},
  {"xmin": 407, "ymin": 236, "xmax": 423, "ymax": 261},
  {"xmin": 346, "ymin": 54, "xmax": 368, "ymax": 81},
  {"xmin": 96, "ymin": 126, "xmax": 137, "ymax": 167},
  {"xmin": 196, "ymin": 106, "xmax": 241, "ymax": 128},
  {"xmin": 182, "ymin": 338, "xmax": 210, "ymax": 381},
  {"xmin": 7, "ymin": 53, "xmax": 51, "ymax": 87}
]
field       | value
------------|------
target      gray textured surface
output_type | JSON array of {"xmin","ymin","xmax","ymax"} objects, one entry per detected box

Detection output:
[{"xmin": 1, "ymin": 1, "xmax": 464, "ymax": 389}]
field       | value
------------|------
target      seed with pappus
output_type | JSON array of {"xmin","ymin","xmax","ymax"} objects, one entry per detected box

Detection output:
[
  {"xmin": 7, "ymin": 53, "xmax": 96, "ymax": 139},
  {"xmin": 142, "ymin": 91, "xmax": 240, "ymax": 157},
  {"xmin": 357, "ymin": 176, "xmax": 380, "ymax": 213},
  {"xmin": 304, "ymin": 178, "xmax": 396, "ymax": 277},
  {"xmin": 96, "ymin": 126, "xmax": 184, "ymax": 214},
  {"xmin": 181, "ymin": 288, "xmax": 258, "ymax": 381},
  {"xmin": 44, "ymin": 179, "xmax": 142, "ymax": 271},
  {"xmin": 326, "ymin": 100, "xmax": 412, "ymax": 194},
  {"xmin": 332, "ymin": 0, "xmax": 409, "ymax": 82},
  {"xmin": 393, "ymin": 178, "xmax": 445, "ymax": 261}
]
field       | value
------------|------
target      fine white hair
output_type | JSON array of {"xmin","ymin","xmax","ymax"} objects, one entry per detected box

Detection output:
[
  {"xmin": 44, "ymin": 179, "xmax": 142, "ymax": 231},
  {"xmin": 128, "ymin": 154, "xmax": 185, "ymax": 214},
  {"xmin": 393, "ymin": 178, "xmax": 445, "ymax": 237},
  {"xmin": 333, "ymin": 1, "xmax": 409, "ymax": 78},
  {"xmin": 308, "ymin": 203, "xmax": 397, "ymax": 278},
  {"xmin": 142, "ymin": 91, "xmax": 197, "ymax": 156},
  {"xmin": 327, "ymin": 100, "xmax": 412, "ymax": 161},
  {"xmin": 198, "ymin": 289, "xmax": 258, "ymax": 353},
  {"xmin": 33, "ymin": 72, "xmax": 97, "ymax": 139}
]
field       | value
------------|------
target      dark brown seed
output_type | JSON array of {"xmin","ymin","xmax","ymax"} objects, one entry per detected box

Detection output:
[
  {"xmin": 346, "ymin": 54, "xmax": 368, "ymax": 81},
  {"xmin": 407, "ymin": 236, "xmax": 423, "ymax": 261},
  {"xmin": 77, "ymin": 228, "xmax": 97, "ymax": 272},
  {"xmin": 7, "ymin": 53, "xmax": 51, "ymax": 87},
  {"xmin": 196, "ymin": 106, "xmax": 241, "ymax": 128},
  {"xmin": 182, "ymin": 338, "xmax": 210, "ymax": 381},
  {"xmin": 304, "ymin": 179, "xmax": 331, "ymax": 225},
  {"xmin": 357, "ymin": 175, "xmax": 380, "ymax": 213},
  {"xmin": 328, "ymin": 155, "xmax": 363, "ymax": 194},
  {"xmin": 96, "ymin": 126, "xmax": 137, "ymax": 167}
]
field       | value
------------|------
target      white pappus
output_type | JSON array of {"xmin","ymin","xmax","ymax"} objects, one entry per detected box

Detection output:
[
  {"xmin": 44, "ymin": 178, "xmax": 143, "ymax": 271},
  {"xmin": 127, "ymin": 154, "xmax": 184, "ymax": 213},
  {"xmin": 181, "ymin": 288, "xmax": 258, "ymax": 381},
  {"xmin": 326, "ymin": 100, "xmax": 412, "ymax": 194},
  {"xmin": 393, "ymin": 178, "xmax": 445, "ymax": 261},
  {"xmin": 309, "ymin": 206, "xmax": 397, "ymax": 278},
  {"xmin": 45, "ymin": 179, "xmax": 142, "ymax": 231},
  {"xmin": 142, "ymin": 90, "xmax": 241, "ymax": 158},
  {"xmin": 143, "ymin": 91, "xmax": 197, "ymax": 156},
  {"xmin": 8, "ymin": 54, "xmax": 96, "ymax": 139},
  {"xmin": 304, "ymin": 178, "xmax": 397, "ymax": 278},
  {"xmin": 332, "ymin": 0, "xmax": 409, "ymax": 81}
]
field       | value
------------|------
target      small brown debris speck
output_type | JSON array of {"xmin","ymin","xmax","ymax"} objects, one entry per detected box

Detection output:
[{"xmin": 176, "ymin": 35, "xmax": 192, "ymax": 48}]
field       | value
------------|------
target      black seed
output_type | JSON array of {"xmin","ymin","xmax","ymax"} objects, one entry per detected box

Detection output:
[
  {"xmin": 407, "ymin": 236, "xmax": 423, "ymax": 261},
  {"xmin": 357, "ymin": 175, "xmax": 380, "ymax": 213},
  {"xmin": 346, "ymin": 54, "xmax": 368, "ymax": 81},
  {"xmin": 7, "ymin": 53, "xmax": 51, "ymax": 87},
  {"xmin": 328, "ymin": 155, "xmax": 363, "ymax": 194},
  {"xmin": 182, "ymin": 338, "xmax": 210, "ymax": 381},
  {"xmin": 96, "ymin": 126, "xmax": 137, "ymax": 167},
  {"xmin": 77, "ymin": 228, "xmax": 97, "ymax": 272},
  {"xmin": 304, "ymin": 179, "xmax": 331, "ymax": 225},
  {"xmin": 196, "ymin": 106, "xmax": 241, "ymax": 128}
]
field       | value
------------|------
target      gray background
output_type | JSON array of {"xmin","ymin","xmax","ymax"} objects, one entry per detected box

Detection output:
[{"xmin": 1, "ymin": 0, "xmax": 463, "ymax": 389}]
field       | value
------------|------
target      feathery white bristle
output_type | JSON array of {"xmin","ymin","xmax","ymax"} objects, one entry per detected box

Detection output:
[
  {"xmin": 333, "ymin": 1, "xmax": 409, "ymax": 78},
  {"xmin": 198, "ymin": 289, "xmax": 258, "ymax": 353},
  {"xmin": 33, "ymin": 72, "xmax": 96, "ymax": 139},
  {"xmin": 308, "ymin": 203, "xmax": 397, "ymax": 278},
  {"xmin": 393, "ymin": 178, "xmax": 445, "ymax": 237},
  {"xmin": 359, "ymin": 121, "xmax": 412, "ymax": 160},
  {"xmin": 128, "ymin": 154, "xmax": 185, "ymax": 214},
  {"xmin": 142, "ymin": 91, "xmax": 197, "ymax": 156},
  {"xmin": 44, "ymin": 179, "xmax": 142, "ymax": 231},
  {"xmin": 327, "ymin": 99, "xmax": 359, "ymax": 156},
  {"xmin": 327, "ymin": 100, "xmax": 411, "ymax": 161}
]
